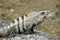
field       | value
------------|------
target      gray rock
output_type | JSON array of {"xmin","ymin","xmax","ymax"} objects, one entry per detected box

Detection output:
[{"xmin": 0, "ymin": 31, "xmax": 51, "ymax": 40}]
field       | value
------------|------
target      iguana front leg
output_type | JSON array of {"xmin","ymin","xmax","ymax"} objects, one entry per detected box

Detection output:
[{"xmin": 27, "ymin": 24, "xmax": 36, "ymax": 33}]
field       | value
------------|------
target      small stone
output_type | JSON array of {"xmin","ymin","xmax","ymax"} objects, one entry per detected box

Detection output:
[{"xmin": 10, "ymin": 9, "xmax": 14, "ymax": 12}]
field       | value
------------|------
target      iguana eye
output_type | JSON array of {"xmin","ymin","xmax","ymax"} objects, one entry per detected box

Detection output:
[
  {"xmin": 41, "ymin": 12, "xmax": 45, "ymax": 15},
  {"xmin": 12, "ymin": 21, "xmax": 14, "ymax": 23}
]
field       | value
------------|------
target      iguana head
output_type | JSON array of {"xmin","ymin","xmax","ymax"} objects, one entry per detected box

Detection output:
[
  {"xmin": 33, "ymin": 10, "xmax": 55, "ymax": 25},
  {"xmin": 31, "ymin": 11, "xmax": 54, "ymax": 25}
]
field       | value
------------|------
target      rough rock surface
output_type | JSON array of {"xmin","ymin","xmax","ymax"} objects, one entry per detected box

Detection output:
[{"xmin": 0, "ymin": 31, "xmax": 51, "ymax": 40}]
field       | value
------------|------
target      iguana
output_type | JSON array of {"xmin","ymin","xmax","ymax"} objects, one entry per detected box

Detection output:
[{"xmin": 0, "ymin": 10, "xmax": 54, "ymax": 36}]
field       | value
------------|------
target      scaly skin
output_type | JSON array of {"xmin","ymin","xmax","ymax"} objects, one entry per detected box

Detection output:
[{"xmin": 0, "ymin": 10, "xmax": 53, "ymax": 36}]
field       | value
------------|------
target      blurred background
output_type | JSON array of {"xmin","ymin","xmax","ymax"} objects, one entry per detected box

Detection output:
[{"xmin": 0, "ymin": 0, "xmax": 60, "ymax": 40}]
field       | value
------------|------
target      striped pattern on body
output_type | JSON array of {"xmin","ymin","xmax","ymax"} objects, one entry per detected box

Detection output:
[{"xmin": 0, "ymin": 11, "xmax": 50, "ymax": 36}]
